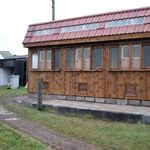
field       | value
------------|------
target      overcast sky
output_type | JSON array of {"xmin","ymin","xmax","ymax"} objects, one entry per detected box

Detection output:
[{"xmin": 0, "ymin": 0, "xmax": 150, "ymax": 55}]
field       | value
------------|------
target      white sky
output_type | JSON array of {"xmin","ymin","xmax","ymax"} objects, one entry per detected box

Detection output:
[{"xmin": 0, "ymin": 0, "xmax": 150, "ymax": 55}]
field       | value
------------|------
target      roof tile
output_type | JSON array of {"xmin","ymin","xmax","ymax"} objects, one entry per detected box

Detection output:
[
  {"xmin": 53, "ymin": 28, "xmax": 60, "ymax": 34},
  {"xmin": 51, "ymin": 22, "xmax": 56, "ymax": 28},
  {"xmin": 45, "ymin": 34, "xmax": 52, "ymax": 41},
  {"xmin": 99, "ymin": 15, "xmax": 106, "ymax": 22},
  {"xmin": 75, "ymin": 31, "xmax": 83, "ymax": 38},
  {"xmin": 95, "ymin": 29, "xmax": 103, "ymax": 36},
  {"xmin": 88, "ymin": 29, "xmax": 96, "ymax": 37},
  {"xmin": 126, "ymin": 25, "xmax": 135, "ymax": 34},
  {"xmin": 92, "ymin": 16, "xmax": 99, "ymax": 23},
  {"xmin": 61, "ymin": 21, "xmax": 68, "ymax": 27},
  {"xmin": 35, "ymin": 36, "xmax": 42, "ymax": 42},
  {"xmin": 67, "ymin": 20, "xmax": 74, "ymax": 26},
  {"xmin": 23, "ymin": 37, "xmax": 30, "ymax": 44},
  {"xmin": 35, "ymin": 25, "xmax": 42, "ymax": 30},
  {"xmin": 68, "ymin": 32, "xmax": 76, "ymax": 39},
  {"xmin": 106, "ymin": 14, "xmax": 114, "ymax": 21},
  {"xmin": 57, "ymin": 33, "xmax": 64, "ymax": 40},
  {"xmin": 40, "ymin": 35, "xmax": 48, "ymax": 42},
  {"xmin": 51, "ymin": 34, "xmax": 58, "ymax": 41},
  {"xmin": 40, "ymin": 24, "xmax": 46, "ymax": 30},
  {"xmin": 73, "ymin": 19, "xmax": 80, "ymax": 25},
  {"xmin": 145, "ymin": 16, "xmax": 150, "ymax": 23},
  {"xmin": 81, "ymin": 30, "xmax": 89, "ymax": 38},
  {"xmin": 55, "ymin": 21, "xmax": 62, "ymax": 27},
  {"xmin": 62, "ymin": 32, "xmax": 70, "ymax": 40},
  {"xmin": 103, "ymin": 28, "xmax": 111, "ymax": 36},
  {"xmin": 30, "ymin": 36, "xmax": 37, "ymax": 43},
  {"xmin": 146, "ymin": 8, "xmax": 150, "ymax": 16},
  {"xmin": 85, "ymin": 17, "xmax": 93, "ymax": 24},
  {"xmin": 110, "ymin": 27, "xmax": 119, "ymax": 35},
  {"xmin": 45, "ymin": 23, "xmax": 52, "ymax": 29},
  {"xmin": 79, "ymin": 18, "xmax": 86, "ymax": 24},
  {"xmin": 97, "ymin": 22, "xmax": 105, "ymax": 29}
]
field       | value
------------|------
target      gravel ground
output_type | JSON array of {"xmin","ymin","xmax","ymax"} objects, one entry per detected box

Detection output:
[{"xmin": 0, "ymin": 99, "xmax": 98, "ymax": 150}]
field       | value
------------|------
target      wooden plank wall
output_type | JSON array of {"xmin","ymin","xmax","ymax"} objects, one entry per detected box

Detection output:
[{"xmin": 28, "ymin": 42, "xmax": 150, "ymax": 100}]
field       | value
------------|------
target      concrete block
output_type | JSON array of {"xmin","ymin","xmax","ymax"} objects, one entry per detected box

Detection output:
[
  {"xmin": 85, "ymin": 97, "xmax": 94, "ymax": 102},
  {"xmin": 141, "ymin": 101, "xmax": 150, "ymax": 107},
  {"xmin": 49, "ymin": 95, "xmax": 57, "ymax": 100},
  {"xmin": 57, "ymin": 95, "xmax": 66, "ymax": 100},
  {"xmin": 43, "ymin": 94, "xmax": 50, "ymax": 100},
  {"xmin": 106, "ymin": 98, "xmax": 116, "ymax": 104},
  {"xmin": 95, "ymin": 98, "xmax": 105, "ymax": 103},
  {"xmin": 28, "ymin": 93, "xmax": 37, "ymax": 98},
  {"xmin": 76, "ymin": 96, "xmax": 84, "ymax": 101},
  {"xmin": 67, "ymin": 96, "xmax": 76, "ymax": 101},
  {"xmin": 116, "ymin": 99, "xmax": 128, "ymax": 105},
  {"xmin": 142, "ymin": 115, "xmax": 150, "ymax": 124},
  {"xmin": 128, "ymin": 100, "xmax": 140, "ymax": 106}
]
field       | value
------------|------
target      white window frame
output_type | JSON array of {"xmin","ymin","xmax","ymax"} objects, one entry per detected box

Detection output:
[
  {"xmin": 76, "ymin": 48, "xmax": 81, "ymax": 60},
  {"xmin": 84, "ymin": 48, "xmax": 90, "ymax": 60},
  {"xmin": 122, "ymin": 45, "xmax": 129, "ymax": 59},
  {"xmin": 132, "ymin": 44, "xmax": 140, "ymax": 59}
]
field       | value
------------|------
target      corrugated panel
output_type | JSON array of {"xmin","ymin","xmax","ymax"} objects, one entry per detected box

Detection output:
[
  {"xmin": 85, "ymin": 17, "xmax": 93, "ymax": 24},
  {"xmin": 79, "ymin": 18, "xmax": 86, "ymax": 24},
  {"xmin": 95, "ymin": 29, "xmax": 103, "ymax": 36},
  {"xmin": 88, "ymin": 29, "xmax": 96, "ymax": 37},
  {"xmin": 51, "ymin": 22, "xmax": 56, "ymax": 28},
  {"xmin": 75, "ymin": 31, "xmax": 83, "ymax": 38},
  {"xmin": 67, "ymin": 20, "xmax": 74, "ymax": 26},
  {"xmin": 55, "ymin": 21, "xmax": 62, "ymax": 28},
  {"xmin": 81, "ymin": 30, "xmax": 89, "ymax": 38},
  {"xmin": 53, "ymin": 28, "xmax": 60, "ymax": 34},
  {"xmin": 30, "ymin": 36, "xmax": 37, "ymax": 43},
  {"xmin": 57, "ymin": 33, "xmax": 64, "ymax": 40},
  {"xmin": 146, "ymin": 8, "xmax": 150, "ymax": 16},
  {"xmin": 97, "ymin": 22, "xmax": 105, "ymax": 29},
  {"xmin": 45, "ymin": 23, "xmax": 52, "ymax": 29},
  {"xmin": 51, "ymin": 34, "xmax": 58, "ymax": 41},
  {"xmin": 34, "ymin": 36, "xmax": 42, "ymax": 42},
  {"xmin": 41, "ymin": 35, "xmax": 48, "ymax": 42},
  {"xmin": 92, "ymin": 16, "xmax": 99, "ymax": 23},
  {"xmin": 68, "ymin": 32, "xmax": 76, "ymax": 39},
  {"xmin": 45, "ymin": 34, "xmax": 52, "ymax": 41}
]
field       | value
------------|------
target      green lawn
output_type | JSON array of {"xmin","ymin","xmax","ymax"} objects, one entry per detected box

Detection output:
[
  {"xmin": 3, "ymin": 101, "xmax": 150, "ymax": 150},
  {"xmin": 0, "ymin": 123, "xmax": 50, "ymax": 150},
  {"xmin": 0, "ymin": 86, "xmax": 27, "ymax": 99}
]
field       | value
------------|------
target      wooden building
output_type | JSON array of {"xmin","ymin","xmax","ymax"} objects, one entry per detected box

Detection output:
[{"xmin": 23, "ymin": 6, "xmax": 150, "ymax": 106}]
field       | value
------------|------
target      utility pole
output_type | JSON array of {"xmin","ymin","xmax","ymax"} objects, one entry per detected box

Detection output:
[{"xmin": 52, "ymin": 0, "xmax": 55, "ymax": 21}]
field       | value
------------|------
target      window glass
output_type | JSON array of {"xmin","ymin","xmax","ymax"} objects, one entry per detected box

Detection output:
[
  {"xmin": 75, "ymin": 48, "xmax": 81, "ymax": 69},
  {"xmin": 46, "ymin": 50, "xmax": 51, "ymax": 70},
  {"xmin": 143, "ymin": 45, "xmax": 150, "ymax": 67},
  {"xmin": 110, "ymin": 47, "xmax": 119, "ymax": 68},
  {"xmin": 32, "ymin": 52, "xmax": 38, "ymax": 69},
  {"xmin": 84, "ymin": 47, "xmax": 90, "ymax": 69},
  {"xmin": 93, "ymin": 48, "xmax": 102, "ymax": 68},
  {"xmin": 54, "ymin": 51, "xmax": 60, "ymax": 68},
  {"xmin": 67, "ymin": 50, "xmax": 74, "ymax": 68},
  {"xmin": 39, "ymin": 51, "xmax": 44, "ymax": 69},
  {"xmin": 132, "ymin": 44, "xmax": 140, "ymax": 69},
  {"xmin": 122, "ymin": 45, "xmax": 129, "ymax": 69}
]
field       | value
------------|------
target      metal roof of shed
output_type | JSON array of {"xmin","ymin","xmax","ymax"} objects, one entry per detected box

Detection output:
[{"xmin": 23, "ymin": 6, "xmax": 150, "ymax": 47}]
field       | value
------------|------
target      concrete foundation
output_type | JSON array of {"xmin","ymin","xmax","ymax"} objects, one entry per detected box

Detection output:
[
  {"xmin": 106, "ymin": 98, "xmax": 116, "ymax": 104},
  {"xmin": 85, "ymin": 97, "xmax": 94, "ymax": 102},
  {"xmin": 141, "ymin": 101, "xmax": 150, "ymax": 107},
  {"xmin": 95, "ymin": 98, "xmax": 105, "ymax": 103},
  {"xmin": 57, "ymin": 95, "xmax": 66, "ymax": 100},
  {"xmin": 128, "ymin": 100, "xmax": 141, "ymax": 106},
  {"xmin": 76, "ymin": 96, "xmax": 84, "ymax": 101},
  {"xmin": 116, "ymin": 99, "xmax": 128, "ymax": 105},
  {"xmin": 67, "ymin": 96, "xmax": 76, "ymax": 101}
]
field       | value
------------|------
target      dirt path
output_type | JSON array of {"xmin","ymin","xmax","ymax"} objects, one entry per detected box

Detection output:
[{"xmin": 0, "ymin": 103, "xmax": 97, "ymax": 150}]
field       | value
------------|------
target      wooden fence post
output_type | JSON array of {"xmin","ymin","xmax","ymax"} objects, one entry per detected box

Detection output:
[{"xmin": 37, "ymin": 77, "xmax": 43, "ymax": 111}]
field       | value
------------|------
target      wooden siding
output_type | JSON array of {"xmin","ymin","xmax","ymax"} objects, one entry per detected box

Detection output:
[{"xmin": 28, "ymin": 40, "xmax": 150, "ymax": 100}]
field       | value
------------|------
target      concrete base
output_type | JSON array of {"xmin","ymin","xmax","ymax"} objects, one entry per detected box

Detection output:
[{"xmin": 28, "ymin": 93, "xmax": 150, "ymax": 107}]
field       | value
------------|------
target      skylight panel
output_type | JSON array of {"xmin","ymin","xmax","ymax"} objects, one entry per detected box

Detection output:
[
  {"xmin": 33, "ymin": 28, "xmax": 55, "ymax": 36},
  {"xmin": 105, "ymin": 17, "xmax": 145, "ymax": 28}
]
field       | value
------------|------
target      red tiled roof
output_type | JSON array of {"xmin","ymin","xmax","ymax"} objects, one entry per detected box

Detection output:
[{"xmin": 23, "ymin": 6, "xmax": 150, "ymax": 45}]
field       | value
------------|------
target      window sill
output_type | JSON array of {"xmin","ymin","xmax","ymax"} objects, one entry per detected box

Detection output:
[
  {"xmin": 64, "ymin": 69, "xmax": 103, "ymax": 72},
  {"xmin": 30, "ymin": 69, "xmax": 61, "ymax": 72},
  {"xmin": 107, "ymin": 69, "xmax": 150, "ymax": 72}
]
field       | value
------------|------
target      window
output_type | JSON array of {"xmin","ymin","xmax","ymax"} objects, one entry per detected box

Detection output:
[
  {"xmin": 39, "ymin": 50, "xmax": 44, "ymax": 69},
  {"xmin": 84, "ymin": 47, "xmax": 90, "ymax": 69},
  {"xmin": 32, "ymin": 52, "xmax": 38, "ymax": 69},
  {"xmin": 143, "ymin": 45, "xmax": 150, "ymax": 67},
  {"xmin": 67, "ymin": 50, "xmax": 74, "ymax": 68},
  {"xmin": 75, "ymin": 48, "xmax": 81, "ymax": 69},
  {"xmin": 46, "ymin": 50, "xmax": 51, "ymax": 70},
  {"xmin": 54, "ymin": 51, "xmax": 60, "ymax": 68},
  {"xmin": 122, "ymin": 45, "xmax": 129, "ymax": 69},
  {"xmin": 132, "ymin": 45, "xmax": 140, "ymax": 69},
  {"xmin": 110, "ymin": 47, "xmax": 120, "ymax": 68},
  {"xmin": 93, "ymin": 48, "xmax": 102, "ymax": 68}
]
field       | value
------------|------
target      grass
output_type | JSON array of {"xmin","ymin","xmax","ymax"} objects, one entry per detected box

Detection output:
[
  {"xmin": 0, "ymin": 123, "xmax": 51, "ymax": 150},
  {"xmin": 0, "ymin": 86, "xmax": 28, "ymax": 99},
  {"xmin": 2, "ymin": 101, "xmax": 150, "ymax": 150}
]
